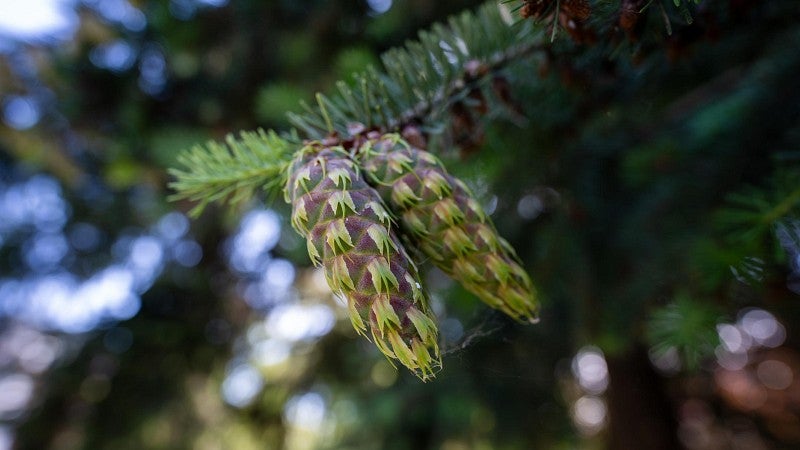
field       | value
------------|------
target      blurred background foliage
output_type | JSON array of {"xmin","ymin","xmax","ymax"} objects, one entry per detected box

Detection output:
[{"xmin": 0, "ymin": 0, "xmax": 799, "ymax": 449}]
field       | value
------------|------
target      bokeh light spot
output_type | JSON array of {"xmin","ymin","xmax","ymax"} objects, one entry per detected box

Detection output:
[
  {"xmin": 367, "ymin": 0, "xmax": 392, "ymax": 15},
  {"xmin": 440, "ymin": 317, "xmax": 464, "ymax": 342},
  {"xmin": 572, "ymin": 396, "xmax": 606, "ymax": 435},
  {"xmin": 484, "ymin": 195, "xmax": 498, "ymax": 215},
  {"xmin": 24, "ymin": 233, "xmax": 69, "ymax": 271},
  {"xmin": 265, "ymin": 304, "xmax": 335, "ymax": 342},
  {"xmin": 0, "ymin": 374, "xmax": 34, "ymax": 419},
  {"xmin": 572, "ymin": 346, "xmax": 609, "ymax": 394},
  {"xmin": 0, "ymin": 426, "xmax": 12, "ymax": 450},
  {"xmin": 156, "ymin": 212, "xmax": 189, "ymax": 241},
  {"xmin": 229, "ymin": 209, "xmax": 281, "ymax": 274},
  {"xmin": 517, "ymin": 194, "xmax": 544, "ymax": 220},
  {"xmin": 738, "ymin": 309, "xmax": 785, "ymax": 347},
  {"xmin": 221, "ymin": 363, "xmax": 264, "ymax": 408},
  {"xmin": 251, "ymin": 338, "xmax": 291, "ymax": 367},
  {"xmin": 756, "ymin": 360, "xmax": 793, "ymax": 390},
  {"xmin": 2, "ymin": 96, "xmax": 40, "ymax": 129},
  {"xmin": 173, "ymin": 240, "xmax": 203, "ymax": 267},
  {"xmin": 89, "ymin": 40, "xmax": 136, "ymax": 72},
  {"xmin": 717, "ymin": 323, "xmax": 751, "ymax": 354},
  {"xmin": 89, "ymin": 0, "xmax": 147, "ymax": 32},
  {"xmin": 284, "ymin": 392, "xmax": 326, "ymax": 431},
  {"xmin": 370, "ymin": 360, "xmax": 398, "ymax": 388},
  {"xmin": 648, "ymin": 346, "xmax": 681, "ymax": 376},
  {"xmin": 263, "ymin": 259, "xmax": 295, "ymax": 290},
  {"xmin": 138, "ymin": 45, "xmax": 167, "ymax": 95},
  {"xmin": 715, "ymin": 346, "xmax": 748, "ymax": 371}
]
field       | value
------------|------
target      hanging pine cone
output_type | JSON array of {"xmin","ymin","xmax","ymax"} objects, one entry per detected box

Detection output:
[
  {"xmin": 284, "ymin": 143, "xmax": 441, "ymax": 380},
  {"xmin": 356, "ymin": 134, "xmax": 540, "ymax": 324}
]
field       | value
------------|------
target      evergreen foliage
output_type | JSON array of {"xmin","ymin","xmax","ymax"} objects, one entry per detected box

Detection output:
[
  {"xmin": 646, "ymin": 293, "xmax": 722, "ymax": 370},
  {"xmin": 169, "ymin": 2, "xmax": 554, "ymax": 377},
  {"xmin": 168, "ymin": 129, "xmax": 295, "ymax": 216},
  {"xmin": 718, "ymin": 170, "xmax": 800, "ymax": 245},
  {"xmin": 169, "ymin": 2, "xmax": 551, "ymax": 213},
  {"xmin": 169, "ymin": 0, "xmax": 712, "ymax": 211},
  {"xmin": 288, "ymin": 3, "xmax": 540, "ymax": 138},
  {"xmin": 4, "ymin": 0, "xmax": 800, "ymax": 447},
  {"xmin": 169, "ymin": 0, "xmax": 800, "ymax": 377}
]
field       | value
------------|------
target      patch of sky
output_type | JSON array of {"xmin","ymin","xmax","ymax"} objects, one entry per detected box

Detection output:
[{"xmin": 0, "ymin": 0, "xmax": 79, "ymax": 44}]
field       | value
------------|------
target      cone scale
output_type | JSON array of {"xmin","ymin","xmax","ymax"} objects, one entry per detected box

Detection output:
[
  {"xmin": 285, "ymin": 143, "xmax": 441, "ymax": 380},
  {"xmin": 356, "ymin": 134, "xmax": 539, "ymax": 323}
]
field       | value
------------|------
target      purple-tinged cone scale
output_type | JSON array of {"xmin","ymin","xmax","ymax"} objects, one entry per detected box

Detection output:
[
  {"xmin": 357, "ymin": 134, "xmax": 539, "ymax": 323},
  {"xmin": 285, "ymin": 143, "xmax": 441, "ymax": 380}
]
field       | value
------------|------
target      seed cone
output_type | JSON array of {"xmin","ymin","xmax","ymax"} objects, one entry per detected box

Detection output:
[
  {"xmin": 357, "ymin": 134, "xmax": 539, "ymax": 323},
  {"xmin": 285, "ymin": 143, "xmax": 441, "ymax": 380}
]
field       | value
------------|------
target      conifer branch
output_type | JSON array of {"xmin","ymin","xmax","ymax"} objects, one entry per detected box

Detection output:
[
  {"xmin": 168, "ymin": 129, "xmax": 296, "ymax": 216},
  {"xmin": 171, "ymin": 2, "xmax": 546, "ymax": 213},
  {"xmin": 169, "ymin": 0, "xmax": 703, "ymax": 214},
  {"xmin": 287, "ymin": 3, "xmax": 544, "ymax": 138},
  {"xmin": 646, "ymin": 294, "xmax": 722, "ymax": 371},
  {"xmin": 717, "ymin": 169, "xmax": 800, "ymax": 244}
]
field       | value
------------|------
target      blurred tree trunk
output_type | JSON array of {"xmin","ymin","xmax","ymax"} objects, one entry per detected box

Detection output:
[{"xmin": 606, "ymin": 347, "xmax": 680, "ymax": 450}]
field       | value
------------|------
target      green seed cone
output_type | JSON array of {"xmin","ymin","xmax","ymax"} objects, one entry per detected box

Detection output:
[
  {"xmin": 357, "ymin": 134, "xmax": 539, "ymax": 323},
  {"xmin": 285, "ymin": 143, "xmax": 441, "ymax": 380}
]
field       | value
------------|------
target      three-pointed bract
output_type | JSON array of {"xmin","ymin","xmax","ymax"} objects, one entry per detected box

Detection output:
[{"xmin": 285, "ymin": 143, "xmax": 441, "ymax": 380}]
